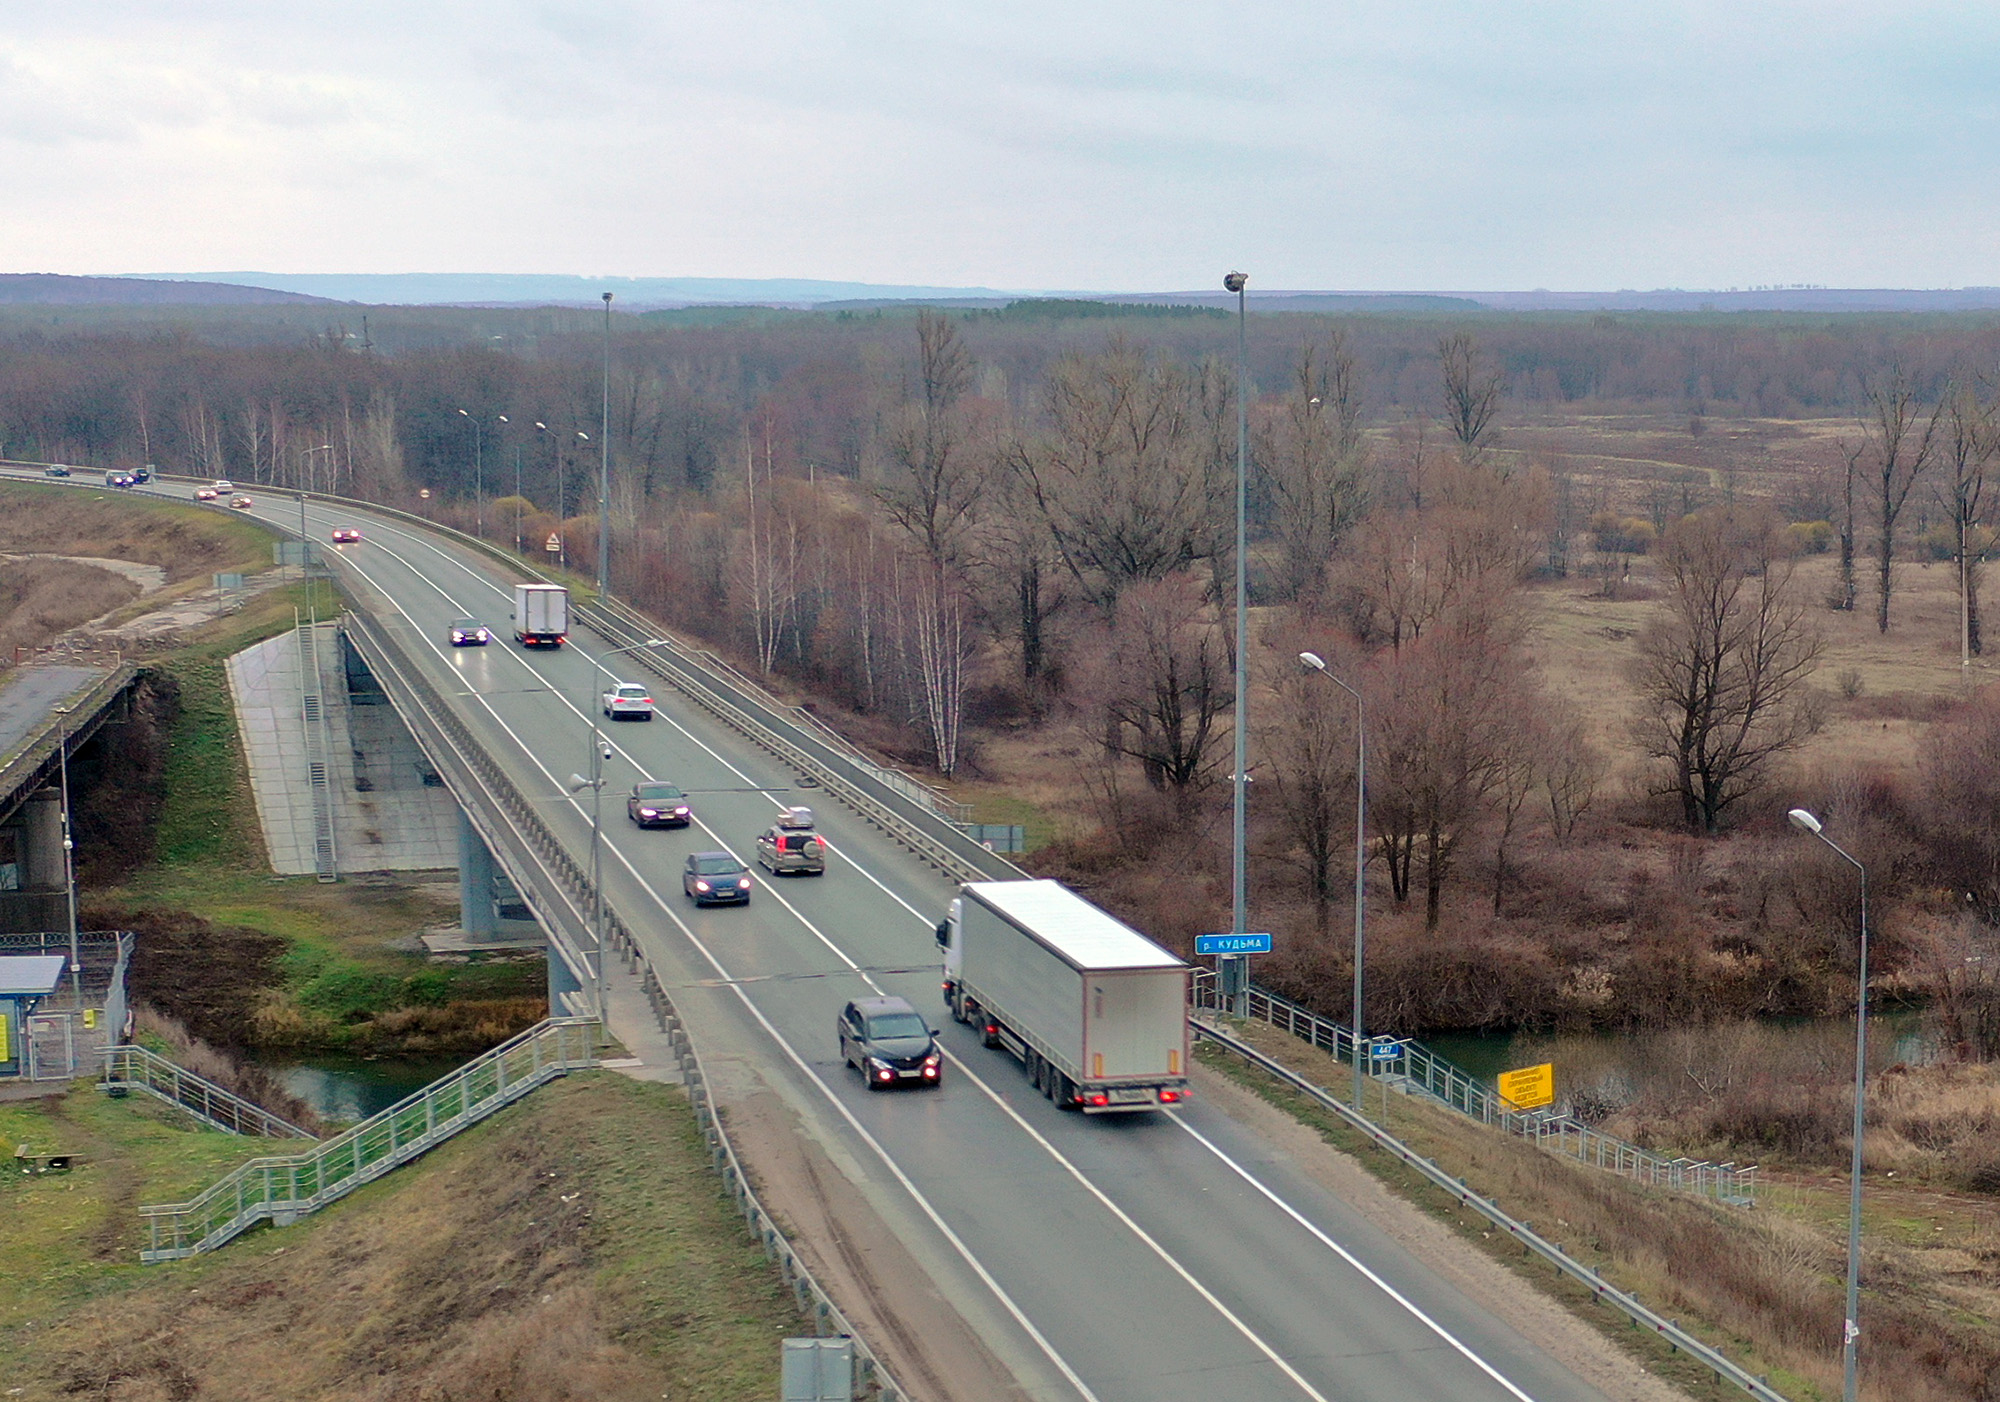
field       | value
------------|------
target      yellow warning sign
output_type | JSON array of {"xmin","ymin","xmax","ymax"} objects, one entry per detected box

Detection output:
[
  {"xmin": 1497, "ymin": 1062, "xmax": 1554, "ymax": 1110},
  {"xmin": 83, "ymin": 1008, "xmax": 98, "ymax": 1030}
]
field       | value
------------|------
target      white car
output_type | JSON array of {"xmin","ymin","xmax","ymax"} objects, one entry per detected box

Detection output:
[
  {"xmin": 212, "ymin": 479, "xmax": 234, "ymax": 492},
  {"xmin": 601, "ymin": 682, "xmax": 654, "ymax": 721}
]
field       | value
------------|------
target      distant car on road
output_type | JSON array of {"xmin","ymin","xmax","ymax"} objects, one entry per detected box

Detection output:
[
  {"xmin": 213, "ymin": 479, "xmax": 234, "ymax": 491},
  {"xmin": 627, "ymin": 782, "xmax": 692, "ymax": 828},
  {"xmin": 330, "ymin": 526, "xmax": 362, "ymax": 544},
  {"xmin": 108, "ymin": 473, "xmax": 136, "ymax": 488},
  {"xmin": 42, "ymin": 465, "xmax": 68, "ymax": 478},
  {"xmin": 839, "ymin": 996, "xmax": 942, "ymax": 1091},
  {"xmin": 194, "ymin": 486, "xmax": 219, "ymax": 501},
  {"xmin": 757, "ymin": 824, "xmax": 826, "ymax": 876},
  {"xmin": 448, "ymin": 618, "xmax": 491, "ymax": 647},
  {"xmin": 683, "ymin": 851, "xmax": 751, "ymax": 906},
  {"xmin": 601, "ymin": 682, "xmax": 654, "ymax": 721},
  {"xmin": 131, "ymin": 467, "xmax": 151, "ymax": 484},
  {"xmin": 228, "ymin": 495, "xmax": 253, "ymax": 510}
]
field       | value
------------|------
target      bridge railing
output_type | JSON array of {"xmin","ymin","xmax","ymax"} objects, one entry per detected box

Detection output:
[
  {"xmin": 102, "ymin": 1045, "xmax": 316, "ymax": 1140},
  {"xmin": 1189, "ymin": 972, "xmax": 1757, "ymax": 1206},
  {"xmin": 138, "ymin": 1018, "xmax": 598, "ymax": 1262}
]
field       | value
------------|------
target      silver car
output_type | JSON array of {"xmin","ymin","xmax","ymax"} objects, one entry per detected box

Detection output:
[{"xmin": 756, "ymin": 823, "xmax": 826, "ymax": 876}]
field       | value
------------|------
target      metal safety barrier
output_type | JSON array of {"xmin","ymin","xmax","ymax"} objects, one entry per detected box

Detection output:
[
  {"xmin": 138, "ymin": 1018, "xmax": 599, "ymax": 1262},
  {"xmin": 1192, "ymin": 1019, "xmax": 1791, "ymax": 1402},
  {"xmin": 101, "ymin": 1044, "xmax": 316, "ymax": 1140},
  {"xmin": 1190, "ymin": 973, "xmax": 1758, "ymax": 1206}
]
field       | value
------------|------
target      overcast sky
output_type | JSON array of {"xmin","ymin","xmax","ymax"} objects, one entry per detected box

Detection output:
[{"xmin": 2, "ymin": 1, "xmax": 1995, "ymax": 291}]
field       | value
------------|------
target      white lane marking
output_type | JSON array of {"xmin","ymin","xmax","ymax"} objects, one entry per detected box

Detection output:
[
  {"xmin": 324, "ymin": 540, "xmax": 1105, "ymax": 1402},
  {"xmin": 1168, "ymin": 1113, "xmax": 1538, "ymax": 1402}
]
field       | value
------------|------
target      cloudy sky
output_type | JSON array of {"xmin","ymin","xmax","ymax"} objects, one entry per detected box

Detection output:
[{"xmin": 2, "ymin": 1, "xmax": 1995, "ymax": 291}]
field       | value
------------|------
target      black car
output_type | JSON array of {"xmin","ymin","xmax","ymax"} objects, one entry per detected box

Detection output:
[
  {"xmin": 132, "ymin": 467, "xmax": 152, "ymax": 484},
  {"xmin": 683, "ymin": 851, "xmax": 751, "ymax": 905},
  {"xmin": 448, "ymin": 618, "xmax": 491, "ymax": 647},
  {"xmin": 628, "ymin": 782, "xmax": 691, "ymax": 828},
  {"xmin": 839, "ymin": 996, "xmax": 942, "ymax": 1090},
  {"xmin": 43, "ymin": 464, "xmax": 69, "ymax": 478}
]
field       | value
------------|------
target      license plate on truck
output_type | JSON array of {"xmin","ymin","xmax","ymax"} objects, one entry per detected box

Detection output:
[{"xmin": 1110, "ymin": 1087, "xmax": 1156, "ymax": 1104}]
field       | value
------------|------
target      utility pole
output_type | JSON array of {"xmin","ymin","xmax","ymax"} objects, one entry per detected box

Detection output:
[
  {"xmin": 598, "ymin": 292, "xmax": 613, "ymax": 600},
  {"xmin": 1224, "ymin": 270, "xmax": 1250, "ymax": 1018}
]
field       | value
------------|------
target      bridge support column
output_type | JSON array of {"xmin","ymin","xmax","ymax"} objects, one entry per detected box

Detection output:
[
  {"xmin": 457, "ymin": 810, "xmax": 498, "ymax": 942},
  {"xmin": 547, "ymin": 936, "xmax": 585, "ymax": 1016},
  {"xmin": 21, "ymin": 789, "xmax": 65, "ymax": 890}
]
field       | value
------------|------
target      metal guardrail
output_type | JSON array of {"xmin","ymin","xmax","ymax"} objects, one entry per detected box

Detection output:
[
  {"xmin": 342, "ymin": 602, "xmax": 910, "ymax": 1402},
  {"xmin": 138, "ymin": 1018, "xmax": 599, "ymax": 1262},
  {"xmin": 1189, "ymin": 973, "xmax": 1758, "ymax": 1206},
  {"xmin": 1192, "ymin": 1019, "xmax": 1792, "ymax": 1402},
  {"xmin": 101, "ymin": 1044, "xmax": 316, "ymax": 1140},
  {"xmin": 579, "ymin": 598, "xmax": 1018, "ymax": 885}
]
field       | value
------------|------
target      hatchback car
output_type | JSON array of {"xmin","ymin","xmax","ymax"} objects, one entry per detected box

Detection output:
[
  {"xmin": 683, "ymin": 852, "xmax": 751, "ymax": 905},
  {"xmin": 448, "ymin": 618, "xmax": 491, "ymax": 646},
  {"xmin": 228, "ymin": 495, "xmax": 253, "ymax": 510},
  {"xmin": 628, "ymin": 782, "xmax": 691, "ymax": 828},
  {"xmin": 194, "ymin": 486, "xmax": 219, "ymax": 501},
  {"xmin": 839, "ymin": 996, "xmax": 942, "ymax": 1090},
  {"xmin": 131, "ymin": 467, "xmax": 152, "ymax": 484},
  {"xmin": 330, "ymin": 526, "xmax": 362, "ymax": 544},
  {"xmin": 43, "ymin": 464, "xmax": 69, "ymax": 478},
  {"xmin": 757, "ymin": 824, "xmax": 826, "ymax": 876},
  {"xmin": 602, "ymin": 682, "xmax": 654, "ymax": 721},
  {"xmin": 108, "ymin": 473, "xmax": 136, "ymax": 488}
]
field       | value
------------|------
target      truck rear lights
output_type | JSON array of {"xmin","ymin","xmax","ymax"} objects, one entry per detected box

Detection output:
[
  {"xmin": 984, "ymin": 1024, "xmax": 998, "ymax": 1037},
  {"xmin": 1087, "ymin": 1092, "xmax": 1110, "ymax": 1107},
  {"xmin": 1158, "ymin": 1089, "xmax": 1184, "ymax": 1103}
]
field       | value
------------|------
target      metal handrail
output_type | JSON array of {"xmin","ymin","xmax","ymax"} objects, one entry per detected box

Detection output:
[
  {"xmin": 138, "ymin": 1018, "xmax": 599, "ymax": 1261},
  {"xmin": 1189, "ymin": 974, "xmax": 1758, "ymax": 1205},
  {"xmin": 1193, "ymin": 1020, "xmax": 1790, "ymax": 1402},
  {"xmin": 101, "ymin": 1045, "xmax": 315, "ymax": 1139}
]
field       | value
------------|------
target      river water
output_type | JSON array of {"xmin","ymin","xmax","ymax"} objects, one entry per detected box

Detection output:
[{"xmin": 272, "ymin": 1055, "xmax": 470, "ymax": 1122}]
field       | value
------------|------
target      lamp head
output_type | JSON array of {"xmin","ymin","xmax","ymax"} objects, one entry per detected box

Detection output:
[
  {"xmin": 1787, "ymin": 808, "xmax": 1823, "ymax": 834},
  {"xmin": 535, "ymin": 421, "xmax": 548, "ymax": 431},
  {"xmin": 1223, "ymin": 271, "xmax": 1248, "ymax": 294},
  {"xmin": 498, "ymin": 415, "xmax": 509, "ymax": 424},
  {"xmin": 457, "ymin": 408, "xmax": 469, "ymax": 418},
  {"xmin": 1299, "ymin": 651, "xmax": 1327, "ymax": 672},
  {"xmin": 602, "ymin": 291, "xmax": 613, "ymax": 304}
]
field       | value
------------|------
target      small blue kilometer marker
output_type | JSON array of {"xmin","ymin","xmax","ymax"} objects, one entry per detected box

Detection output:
[{"xmin": 1194, "ymin": 932, "xmax": 1273, "ymax": 956}]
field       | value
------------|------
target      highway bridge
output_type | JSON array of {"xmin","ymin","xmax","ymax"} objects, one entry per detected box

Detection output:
[{"xmin": 5, "ymin": 469, "xmax": 1637, "ymax": 1402}]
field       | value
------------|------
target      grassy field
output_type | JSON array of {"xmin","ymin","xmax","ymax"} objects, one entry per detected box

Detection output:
[
  {"xmin": 1, "ymin": 1074, "xmax": 802, "ymax": 1401},
  {"xmin": 0, "ymin": 479, "xmax": 273, "ymax": 584},
  {"xmin": 1202, "ymin": 1019, "xmax": 2000, "ymax": 1402}
]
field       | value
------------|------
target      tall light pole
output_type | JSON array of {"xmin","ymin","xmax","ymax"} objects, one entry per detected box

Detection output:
[
  {"xmin": 498, "ymin": 415, "xmax": 521, "ymax": 551},
  {"xmin": 1224, "ymin": 270, "xmax": 1250, "ymax": 1017},
  {"xmin": 1301, "ymin": 651, "xmax": 1368, "ymax": 1110},
  {"xmin": 598, "ymin": 291, "xmax": 613, "ymax": 600},
  {"xmin": 456, "ymin": 408, "xmax": 485, "ymax": 540},
  {"xmin": 54, "ymin": 708, "xmax": 78, "ymax": 1000},
  {"xmin": 299, "ymin": 444, "xmax": 333, "ymax": 626},
  {"xmin": 569, "ymin": 637, "xmax": 667, "ymax": 1028},
  {"xmin": 535, "ymin": 423, "xmax": 589, "ymax": 571},
  {"xmin": 1787, "ymin": 806, "xmax": 1868, "ymax": 1402}
]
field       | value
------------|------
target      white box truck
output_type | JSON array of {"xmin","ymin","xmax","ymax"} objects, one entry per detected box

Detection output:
[
  {"xmin": 513, "ymin": 583, "xmax": 569, "ymax": 648},
  {"xmin": 937, "ymin": 879, "xmax": 1190, "ymax": 1113}
]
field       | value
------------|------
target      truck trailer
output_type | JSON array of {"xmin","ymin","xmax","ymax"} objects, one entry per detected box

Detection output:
[
  {"xmin": 937, "ymin": 879, "xmax": 1190, "ymax": 1113},
  {"xmin": 513, "ymin": 583, "xmax": 569, "ymax": 648}
]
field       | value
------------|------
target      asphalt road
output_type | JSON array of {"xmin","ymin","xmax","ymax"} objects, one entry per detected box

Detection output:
[
  {"xmin": 24, "ymin": 473, "xmax": 1621, "ymax": 1402},
  {"xmin": 0, "ymin": 663, "xmax": 105, "ymax": 762}
]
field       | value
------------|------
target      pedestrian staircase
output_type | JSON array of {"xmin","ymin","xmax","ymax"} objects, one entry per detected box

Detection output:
[
  {"xmin": 1190, "ymin": 975, "xmax": 1758, "ymax": 1206},
  {"xmin": 137, "ymin": 1018, "xmax": 598, "ymax": 1262},
  {"xmin": 101, "ymin": 1045, "xmax": 316, "ymax": 1139}
]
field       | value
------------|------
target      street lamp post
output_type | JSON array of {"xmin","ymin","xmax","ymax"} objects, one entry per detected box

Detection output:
[
  {"xmin": 53, "ymin": 708, "xmax": 79, "ymax": 1000},
  {"xmin": 299, "ymin": 445, "xmax": 333, "ymax": 625},
  {"xmin": 598, "ymin": 292, "xmax": 613, "ymax": 601},
  {"xmin": 1787, "ymin": 806, "xmax": 1869, "ymax": 1402},
  {"xmin": 456, "ymin": 409, "xmax": 485, "ymax": 540},
  {"xmin": 535, "ymin": 423, "xmax": 590, "ymax": 570},
  {"xmin": 1300, "ymin": 651, "xmax": 1368, "ymax": 1110},
  {"xmin": 570, "ymin": 638, "xmax": 669, "ymax": 1028},
  {"xmin": 497, "ymin": 415, "xmax": 521, "ymax": 551},
  {"xmin": 1224, "ymin": 270, "xmax": 1250, "ymax": 1018}
]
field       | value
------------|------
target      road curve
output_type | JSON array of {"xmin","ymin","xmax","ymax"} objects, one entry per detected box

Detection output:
[{"xmin": 20, "ymin": 471, "xmax": 1623, "ymax": 1402}]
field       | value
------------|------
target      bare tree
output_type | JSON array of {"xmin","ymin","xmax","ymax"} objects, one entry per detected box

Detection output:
[
  {"xmin": 1256, "ymin": 335, "xmax": 1368, "ymax": 600},
  {"xmin": 1087, "ymin": 574, "xmax": 1232, "ymax": 791},
  {"xmin": 1541, "ymin": 701, "xmax": 1603, "ymax": 843},
  {"xmin": 1633, "ymin": 508, "xmax": 1823, "ymax": 834},
  {"xmin": 1265, "ymin": 656, "xmax": 1360, "ymax": 914},
  {"xmin": 1438, "ymin": 333, "xmax": 1502, "ymax": 460},
  {"xmin": 1007, "ymin": 342, "xmax": 1229, "ymax": 615},
  {"xmin": 878, "ymin": 312, "xmax": 983, "ymax": 568},
  {"xmin": 1832, "ymin": 440, "xmax": 1862, "ymax": 612},
  {"xmin": 1934, "ymin": 380, "xmax": 1997, "ymax": 658},
  {"xmin": 1857, "ymin": 371, "xmax": 1945, "ymax": 632}
]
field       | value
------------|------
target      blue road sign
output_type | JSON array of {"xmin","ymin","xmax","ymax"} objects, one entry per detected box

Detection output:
[
  {"xmin": 1370, "ymin": 1040, "xmax": 1404, "ymax": 1060},
  {"xmin": 1195, "ymin": 932, "xmax": 1274, "ymax": 956}
]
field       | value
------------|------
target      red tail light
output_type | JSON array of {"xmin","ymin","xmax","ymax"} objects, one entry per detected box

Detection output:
[
  {"xmin": 1087, "ymin": 1093, "xmax": 1110, "ymax": 1106},
  {"xmin": 1159, "ymin": 1089, "xmax": 1183, "ymax": 1103},
  {"xmin": 984, "ymin": 1024, "xmax": 998, "ymax": 1036}
]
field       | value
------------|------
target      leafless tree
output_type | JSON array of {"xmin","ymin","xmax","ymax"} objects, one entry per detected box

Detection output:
[
  {"xmin": 1256, "ymin": 335, "xmax": 1369, "ymax": 600},
  {"xmin": 1265, "ymin": 655, "xmax": 1361, "ymax": 913},
  {"xmin": 1007, "ymin": 342, "xmax": 1230, "ymax": 615},
  {"xmin": 878, "ymin": 312, "xmax": 983, "ymax": 568},
  {"xmin": 1857, "ymin": 371, "xmax": 1946, "ymax": 632},
  {"xmin": 1633, "ymin": 508, "xmax": 1823, "ymax": 834},
  {"xmin": 1086, "ymin": 574, "xmax": 1232, "ymax": 791},
  {"xmin": 1541, "ymin": 701, "xmax": 1603, "ymax": 843},
  {"xmin": 1832, "ymin": 440, "xmax": 1862, "ymax": 612},
  {"xmin": 1934, "ymin": 380, "xmax": 1998, "ymax": 657},
  {"xmin": 1438, "ymin": 333, "xmax": 1502, "ymax": 460}
]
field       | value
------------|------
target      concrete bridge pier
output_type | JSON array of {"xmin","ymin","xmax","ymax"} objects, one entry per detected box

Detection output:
[{"xmin": 457, "ymin": 809, "xmax": 498, "ymax": 940}]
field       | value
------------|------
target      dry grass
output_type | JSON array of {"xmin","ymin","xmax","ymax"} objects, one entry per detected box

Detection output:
[
  {"xmin": 0, "ymin": 556, "xmax": 139, "ymax": 652},
  {"xmin": 0, "ymin": 480, "xmax": 273, "ymax": 583}
]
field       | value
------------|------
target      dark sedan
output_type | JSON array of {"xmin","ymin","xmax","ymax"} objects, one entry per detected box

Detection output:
[
  {"xmin": 628, "ymin": 782, "xmax": 692, "ymax": 828},
  {"xmin": 683, "ymin": 851, "xmax": 751, "ymax": 906},
  {"xmin": 839, "ymin": 996, "xmax": 942, "ymax": 1090}
]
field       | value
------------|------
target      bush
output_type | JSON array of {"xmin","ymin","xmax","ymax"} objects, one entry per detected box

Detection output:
[{"xmin": 1785, "ymin": 519, "xmax": 1834, "ymax": 555}]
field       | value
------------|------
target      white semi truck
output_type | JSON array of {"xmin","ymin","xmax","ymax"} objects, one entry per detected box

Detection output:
[
  {"xmin": 513, "ymin": 583, "xmax": 569, "ymax": 649},
  {"xmin": 937, "ymin": 879, "xmax": 1190, "ymax": 1113}
]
